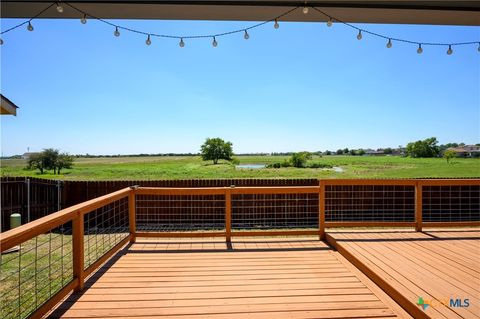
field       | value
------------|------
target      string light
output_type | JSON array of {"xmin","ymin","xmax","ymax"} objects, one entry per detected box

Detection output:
[
  {"xmin": 1, "ymin": 2, "xmax": 478, "ymax": 55},
  {"xmin": 212, "ymin": 36, "xmax": 218, "ymax": 47},
  {"xmin": 417, "ymin": 44, "xmax": 423, "ymax": 54},
  {"xmin": 56, "ymin": 2, "xmax": 63, "ymax": 13},
  {"xmin": 146, "ymin": 34, "xmax": 151, "ymax": 45},
  {"xmin": 274, "ymin": 19, "xmax": 279, "ymax": 29},
  {"xmin": 357, "ymin": 30, "xmax": 362, "ymax": 40},
  {"xmin": 447, "ymin": 45, "xmax": 453, "ymax": 55}
]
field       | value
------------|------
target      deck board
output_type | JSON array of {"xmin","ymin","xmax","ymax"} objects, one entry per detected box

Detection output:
[
  {"xmin": 327, "ymin": 228, "xmax": 480, "ymax": 319},
  {"xmin": 49, "ymin": 237, "xmax": 410, "ymax": 319}
]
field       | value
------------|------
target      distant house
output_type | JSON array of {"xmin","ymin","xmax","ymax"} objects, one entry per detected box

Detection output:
[
  {"xmin": 392, "ymin": 148, "xmax": 406, "ymax": 156},
  {"xmin": 365, "ymin": 149, "xmax": 385, "ymax": 156},
  {"xmin": 447, "ymin": 145, "xmax": 480, "ymax": 158},
  {"xmin": 0, "ymin": 94, "xmax": 19, "ymax": 116},
  {"xmin": 22, "ymin": 152, "xmax": 41, "ymax": 160}
]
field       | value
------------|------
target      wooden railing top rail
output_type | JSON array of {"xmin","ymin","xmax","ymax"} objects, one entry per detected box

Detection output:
[
  {"xmin": 0, "ymin": 187, "xmax": 131, "ymax": 252},
  {"xmin": 414, "ymin": 179, "xmax": 480, "ymax": 186},
  {"xmin": 136, "ymin": 186, "xmax": 321, "ymax": 195},
  {"xmin": 321, "ymin": 179, "xmax": 417, "ymax": 186},
  {"xmin": 321, "ymin": 179, "xmax": 480, "ymax": 186}
]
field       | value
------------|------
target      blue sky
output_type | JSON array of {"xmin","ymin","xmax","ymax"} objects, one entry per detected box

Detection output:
[{"xmin": 1, "ymin": 15, "xmax": 479, "ymax": 156}]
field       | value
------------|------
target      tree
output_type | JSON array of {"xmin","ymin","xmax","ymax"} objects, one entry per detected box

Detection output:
[
  {"xmin": 42, "ymin": 148, "xmax": 59, "ymax": 173},
  {"xmin": 349, "ymin": 149, "xmax": 356, "ymax": 156},
  {"xmin": 324, "ymin": 150, "xmax": 332, "ymax": 156},
  {"xmin": 200, "ymin": 138, "xmax": 234, "ymax": 164},
  {"xmin": 343, "ymin": 148, "xmax": 349, "ymax": 154},
  {"xmin": 290, "ymin": 152, "xmax": 312, "ymax": 168},
  {"xmin": 56, "ymin": 153, "xmax": 74, "ymax": 174},
  {"xmin": 25, "ymin": 149, "xmax": 74, "ymax": 174},
  {"xmin": 406, "ymin": 137, "xmax": 440, "ymax": 158},
  {"xmin": 443, "ymin": 149, "xmax": 456, "ymax": 163},
  {"xmin": 336, "ymin": 149, "xmax": 343, "ymax": 155},
  {"xmin": 27, "ymin": 153, "xmax": 46, "ymax": 174},
  {"xmin": 357, "ymin": 149, "xmax": 366, "ymax": 156}
]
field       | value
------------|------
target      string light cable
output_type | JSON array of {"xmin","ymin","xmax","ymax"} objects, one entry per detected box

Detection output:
[{"xmin": 0, "ymin": 1, "xmax": 479, "ymax": 54}]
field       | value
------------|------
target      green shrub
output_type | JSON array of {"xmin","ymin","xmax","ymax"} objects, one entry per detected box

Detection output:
[{"xmin": 308, "ymin": 163, "xmax": 333, "ymax": 169}]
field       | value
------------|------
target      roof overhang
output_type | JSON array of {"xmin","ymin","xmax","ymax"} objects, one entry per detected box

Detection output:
[
  {"xmin": 1, "ymin": 1, "xmax": 480, "ymax": 26},
  {"xmin": 0, "ymin": 95, "xmax": 19, "ymax": 116}
]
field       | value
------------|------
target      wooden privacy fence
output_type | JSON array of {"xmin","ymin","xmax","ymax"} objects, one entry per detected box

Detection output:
[
  {"xmin": 0, "ymin": 177, "xmax": 63, "ymax": 232},
  {"xmin": 0, "ymin": 179, "xmax": 479, "ymax": 319}
]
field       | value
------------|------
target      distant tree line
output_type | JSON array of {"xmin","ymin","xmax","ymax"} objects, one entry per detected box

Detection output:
[{"xmin": 26, "ymin": 149, "xmax": 74, "ymax": 174}]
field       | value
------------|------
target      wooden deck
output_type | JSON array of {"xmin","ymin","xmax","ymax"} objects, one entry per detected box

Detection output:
[
  {"xmin": 327, "ymin": 228, "xmax": 480, "ymax": 319},
  {"xmin": 48, "ymin": 237, "xmax": 410, "ymax": 319}
]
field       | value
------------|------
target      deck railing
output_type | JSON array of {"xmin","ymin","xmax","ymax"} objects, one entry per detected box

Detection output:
[
  {"xmin": 0, "ymin": 179, "xmax": 479, "ymax": 319},
  {"xmin": 0, "ymin": 188, "xmax": 131, "ymax": 319}
]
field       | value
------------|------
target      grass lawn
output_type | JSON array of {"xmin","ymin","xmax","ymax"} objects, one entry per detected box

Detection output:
[{"xmin": 0, "ymin": 155, "xmax": 479, "ymax": 180}]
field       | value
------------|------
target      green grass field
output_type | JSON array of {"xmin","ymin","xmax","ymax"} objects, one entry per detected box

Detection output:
[{"xmin": 1, "ymin": 155, "xmax": 478, "ymax": 180}]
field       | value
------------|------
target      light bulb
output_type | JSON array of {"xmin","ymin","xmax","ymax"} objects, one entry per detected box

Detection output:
[
  {"xmin": 303, "ymin": 6, "xmax": 309, "ymax": 14},
  {"xmin": 326, "ymin": 18, "xmax": 333, "ymax": 27},
  {"xmin": 114, "ymin": 27, "xmax": 120, "ymax": 37},
  {"xmin": 212, "ymin": 37, "xmax": 218, "ymax": 47},
  {"xmin": 146, "ymin": 35, "xmax": 151, "ymax": 46},
  {"xmin": 274, "ymin": 19, "xmax": 279, "ymax": 29},
  {"xmin": 81, "ymin": 14, "xmax": 87, "ymax": 24},
  {"xmin": 386, "ymin": 39, "xmax": 392, "ymax": 48},
  {"xmin": 179, "ymin": 38, "xmax": 185, "ymax": 47},
  {"xmin": 244, "ymin": 30, "xmax": 249, "ymax": 40},
  {"xmin": 417, "ymin": 44, "xmax": 423, "ymax": 54},
  {"xmin": 27, "ymin": 22, "xmax": 34, "ymax": 31},
  {"xmin": 56, "ymin": 3, "xmax": 64, "ymax": 13},
  {"xmin": 447, "ymin": 45, "xmax": 453, "ymax": 55},
  {"xmin": 356, "ymin": 30, "xmax": 362, "ymax": 40},
  {"xmin": 0, "ymin": 38, "xmax": 3, "ymax": 45}
]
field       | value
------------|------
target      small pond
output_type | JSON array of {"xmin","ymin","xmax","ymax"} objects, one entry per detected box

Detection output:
[{"xmin": 236, "ymin": 164, "xmax": 266, "ymax": 169}]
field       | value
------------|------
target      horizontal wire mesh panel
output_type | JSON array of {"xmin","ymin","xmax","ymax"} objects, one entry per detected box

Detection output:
[
  {"xmin": 231, "ymin": 193, "xmax": 319, "ymax": 230},
  {"xmin": 136, "ymin": 195, "xmax": 225, "ymax": 231},
  {"xmin": 0, "ymin": 222, "xmax": 73, "ymax": 319},
  {"xmin": 84, "ymin": 197, "xmax": 129, "ymax": 270},
  {"xmin": 325, "ymin": 185, "xmax": 415, "ymax": 222},
  {"xmin": 423, "ymin": 185, "xmax": 480, "ymax": 222}
]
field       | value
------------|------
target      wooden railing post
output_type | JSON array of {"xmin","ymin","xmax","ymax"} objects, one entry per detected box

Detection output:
[
  {"xmin": 225, "ymin": 186, "xmax": 232, "ymax": 242},
  {"xmin": 319, "ymin": 182, "xmax": 326, "ymax": 240},
  {"xmin": 72, "ymin": 212, "xmax": 85, "ymax": 292},
  {"xmin": 415, "ymin": 181, "xmax": 423, "ymax": 232},
  {"xmin": 129, "ymin": 186, "xmax": 138, "ymax": 243}
]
